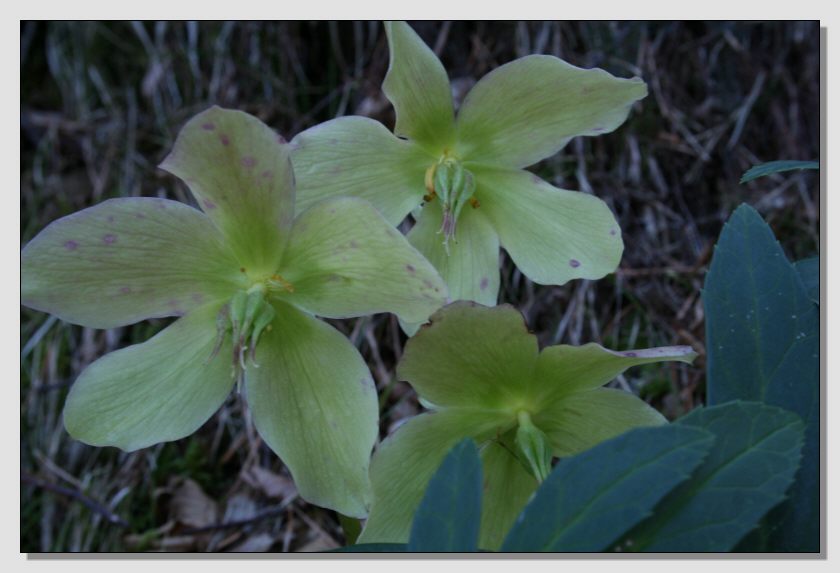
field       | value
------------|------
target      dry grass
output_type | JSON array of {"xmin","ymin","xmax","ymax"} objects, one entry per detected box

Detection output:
[{"xmin": 20, "ymin": 21, "xmax": 820, "ymax": 552}]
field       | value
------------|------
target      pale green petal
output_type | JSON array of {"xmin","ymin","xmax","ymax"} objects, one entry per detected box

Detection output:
[
  {"xmin": 533, "ymin": 388, "xmax": 666, "ymax": 458},
  {"xmin": 64, "ymin": 304, "xmax": 234, "ymax": 450},
  {"xmin": 534, "ymin": 343, "xmax": 697, "ymax": 406},
  {"xmin": 407, "ymin": 203, "xmax": 499, "ymax": 308},
  {"xmin": 476, "ymin": 167, "xmax": 623, "ymax": 286},
  {"xmin": 383, "ymin": 21, "xmax": 455, "ymax": 152},
  {"xmin": 278, "ymin": 197, "xmax": 447, "ymax": 324},
  {"xmin": 245, "ymin": 302, "xmax": 379, "ymax": 518},
  {"xmin": 456, "ymin": 55, "xmax": 647, "ymax": 168},
  {"xmin": 397, "ymin": 302, "xmax": 538, "ymax": 411},
  {"xmin": 358, "ymin": 408, "xmax": 510, "ymax": 544},
  {"xmin": 159, "ymin": 106, "xmax": 295, "ymax": 274},
  {"xmin": 22, "ymin": 198, "xmax": 242, "ymax": 329},
  {"xmin": 478, "ymin": 441, "xmax": 539, "ymax": 551},
  {"xmin": 291, "ymin": 116, "xmax": 429, "ymax": 225}
]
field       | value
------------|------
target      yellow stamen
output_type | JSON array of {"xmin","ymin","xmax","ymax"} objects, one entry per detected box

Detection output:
[
  {"xmin": 268, "ymin": 274, "xmax": 295, "ymax": 293},
  {"xmin": 424, "ymin": 164, "xmax": 437, "ymax": 196}
]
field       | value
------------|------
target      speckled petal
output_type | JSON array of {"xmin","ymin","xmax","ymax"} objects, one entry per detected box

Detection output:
[
  {"xmin": 476, "ymin": 167, "xmax": 624, "ymax": 287},
  {"xmin": 21, "ymin": 198, "xmax": 241, "ymax": 328},
  {"xmin": 245, "ymin": 302, "xmax": 379, "ymax": 518},
  {"xmin": 406, "ymin": 204, "xmax": 500, "ymax": 312},
  {"xmin": 278, "ymin": 197, "xmax": 447, "ymax": 325},
  {"xmin": 160, "ymin": 106, "xmax": 295, "ymax": 274},
  {"xmin": 291, "ymin": 116, "xmax": 429, "ymax": 225}
]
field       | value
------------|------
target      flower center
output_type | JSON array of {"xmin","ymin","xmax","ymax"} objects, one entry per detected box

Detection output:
[
  {"xmin": 424, "ymin": 152, "xmax": 480, "ymax": 254},
  {"xmin": 514, "ymin": 410, "xmax": 554, "ymax": 483},
  {"xmin": 211, "ymin": 273, "xmax": 294, "ymax": 390}
]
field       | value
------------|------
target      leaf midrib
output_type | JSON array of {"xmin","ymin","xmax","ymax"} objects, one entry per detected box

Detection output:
[
  {"xmin": 511, "ymin": 431, "xmax": 712, "ymax": 551},
  {"xmin": 631, "ymin": 414, "xmax": 800, "ymax": 551}
]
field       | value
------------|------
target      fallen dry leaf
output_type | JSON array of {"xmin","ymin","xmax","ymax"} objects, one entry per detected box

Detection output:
[
  {"xmin": 242, "ymin": 466, "xmax": 297, "ymax": 501},
  {"xmin": 229, "ymin": 533, "xmax": 276, "ymax": 552},
  {"xmin": 169, "ymin": 478, "xmax": 218, "ymax": 529},
  {"xmin": 298, "ymin": 535, "xmax": 339, "ymax": 553}
]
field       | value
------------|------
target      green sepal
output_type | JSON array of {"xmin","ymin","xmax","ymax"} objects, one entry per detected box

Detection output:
[
  {"xmin": 245, "ymin": 302, "xmax": 379, "ymax": 518},
  {"xmin": 21, "ymin": 198, "xmax": 241, "ymax": 329},
  {"xmin": 63, "ymin": 304, "xmax": 234, "ymax": 451},
  {"xmin": 290, "ymin": 115, "xmax": 430, "ymax": 225},
  {"xmin": 406, "ymin": 207, "xmax": 499, "ymax": 317},
  {"xmin": 278, "ymin": 196, "xmax": 448, "ymax": 325},
  {"xmin": 159, "ymin": 106, "xmax": 295, "ymax": 274},
  {"xmin": 383, "ymin": 21, "xmax": 455, "ymax": 152},
  {"xmin": 457, "ymin": 54, "xmax": 647, "ymax": 169},
  {"xmin": 358, "ymin": 408, "xmax": 511, "ymax": 545}
]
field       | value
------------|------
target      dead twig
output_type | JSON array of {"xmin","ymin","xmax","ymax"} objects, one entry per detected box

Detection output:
[
  {"xmin": 21, "ymin": 471, "xmax": 129, "ymax": 528},
  {"xmin": 179, "ymin": 503, "xmax": 292, "ymax": 536}
]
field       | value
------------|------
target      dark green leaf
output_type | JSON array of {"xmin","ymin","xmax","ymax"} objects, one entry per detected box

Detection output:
[
  {"xmin": 740, "ymin": 160, "xmax": 819, "ymax": 183},
  {"xmin": 338, "ymin": 514, "xmax": 362, "ymax": 546},
  {"xmin": 407, "ymin": 438, "xmax": 482, "ymax": 552},
  {"xmin": 704, "ymin": 204, "xmax": 820, "ymax": 551},
  {"xmin": 794, "ymin": 257, "xmax": 819, "ymax": 304},
  {"xmin": 624, "ymin": 402, "xmax": 804, "ymax": 552},
  {"xmin": 501, "ymin": 425, "xmax": 714, "ymax": 552},
  {"xmin": 330, "ymin": 543, "xmax": 408, "ymax": 552}
]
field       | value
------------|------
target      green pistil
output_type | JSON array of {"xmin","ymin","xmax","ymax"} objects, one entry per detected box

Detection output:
[
  {"xmin": 424, "ymin": 156, "xmax": 479, "ymax": 255},
  {"xmin": 211, "ymin": 287, "xmax": 277, "ymax": 391},
  {"xmin": 515, "ymin": 411, "xmax": 554, "ymax": 483}
]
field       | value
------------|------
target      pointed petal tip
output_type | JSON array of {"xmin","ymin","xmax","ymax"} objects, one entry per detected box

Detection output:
[
  {"xmin": 63, "ymin": 410, "xmax": 144, "ymax": 453},
  {"xmin": 602, "ymin": 343, "xmax": 698, "ymax": 364},
  {"xmin": 381, "ymin": 20, "xmax": 455, "ymax": 149},
  {"xmin": 457, "ymin": 56, "xmax": 648, "ymax": 167}
]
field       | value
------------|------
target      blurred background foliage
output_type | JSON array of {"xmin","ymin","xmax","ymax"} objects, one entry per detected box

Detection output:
[{"xmin": 20, "ymin": 21, "xmax": 820, "ymax": 552}]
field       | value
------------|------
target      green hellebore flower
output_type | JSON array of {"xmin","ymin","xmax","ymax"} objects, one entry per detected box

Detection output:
[
  {"xmin": 357, "ymin": 302, "xmax": 696, "ymax": 549},
  {"xmin": 20, "ymin": 107, "xmax": 448, "ymax": 518},
  {"xmin": 291, "ymin": 21, "xmax": 647, "ymax": 328}
]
